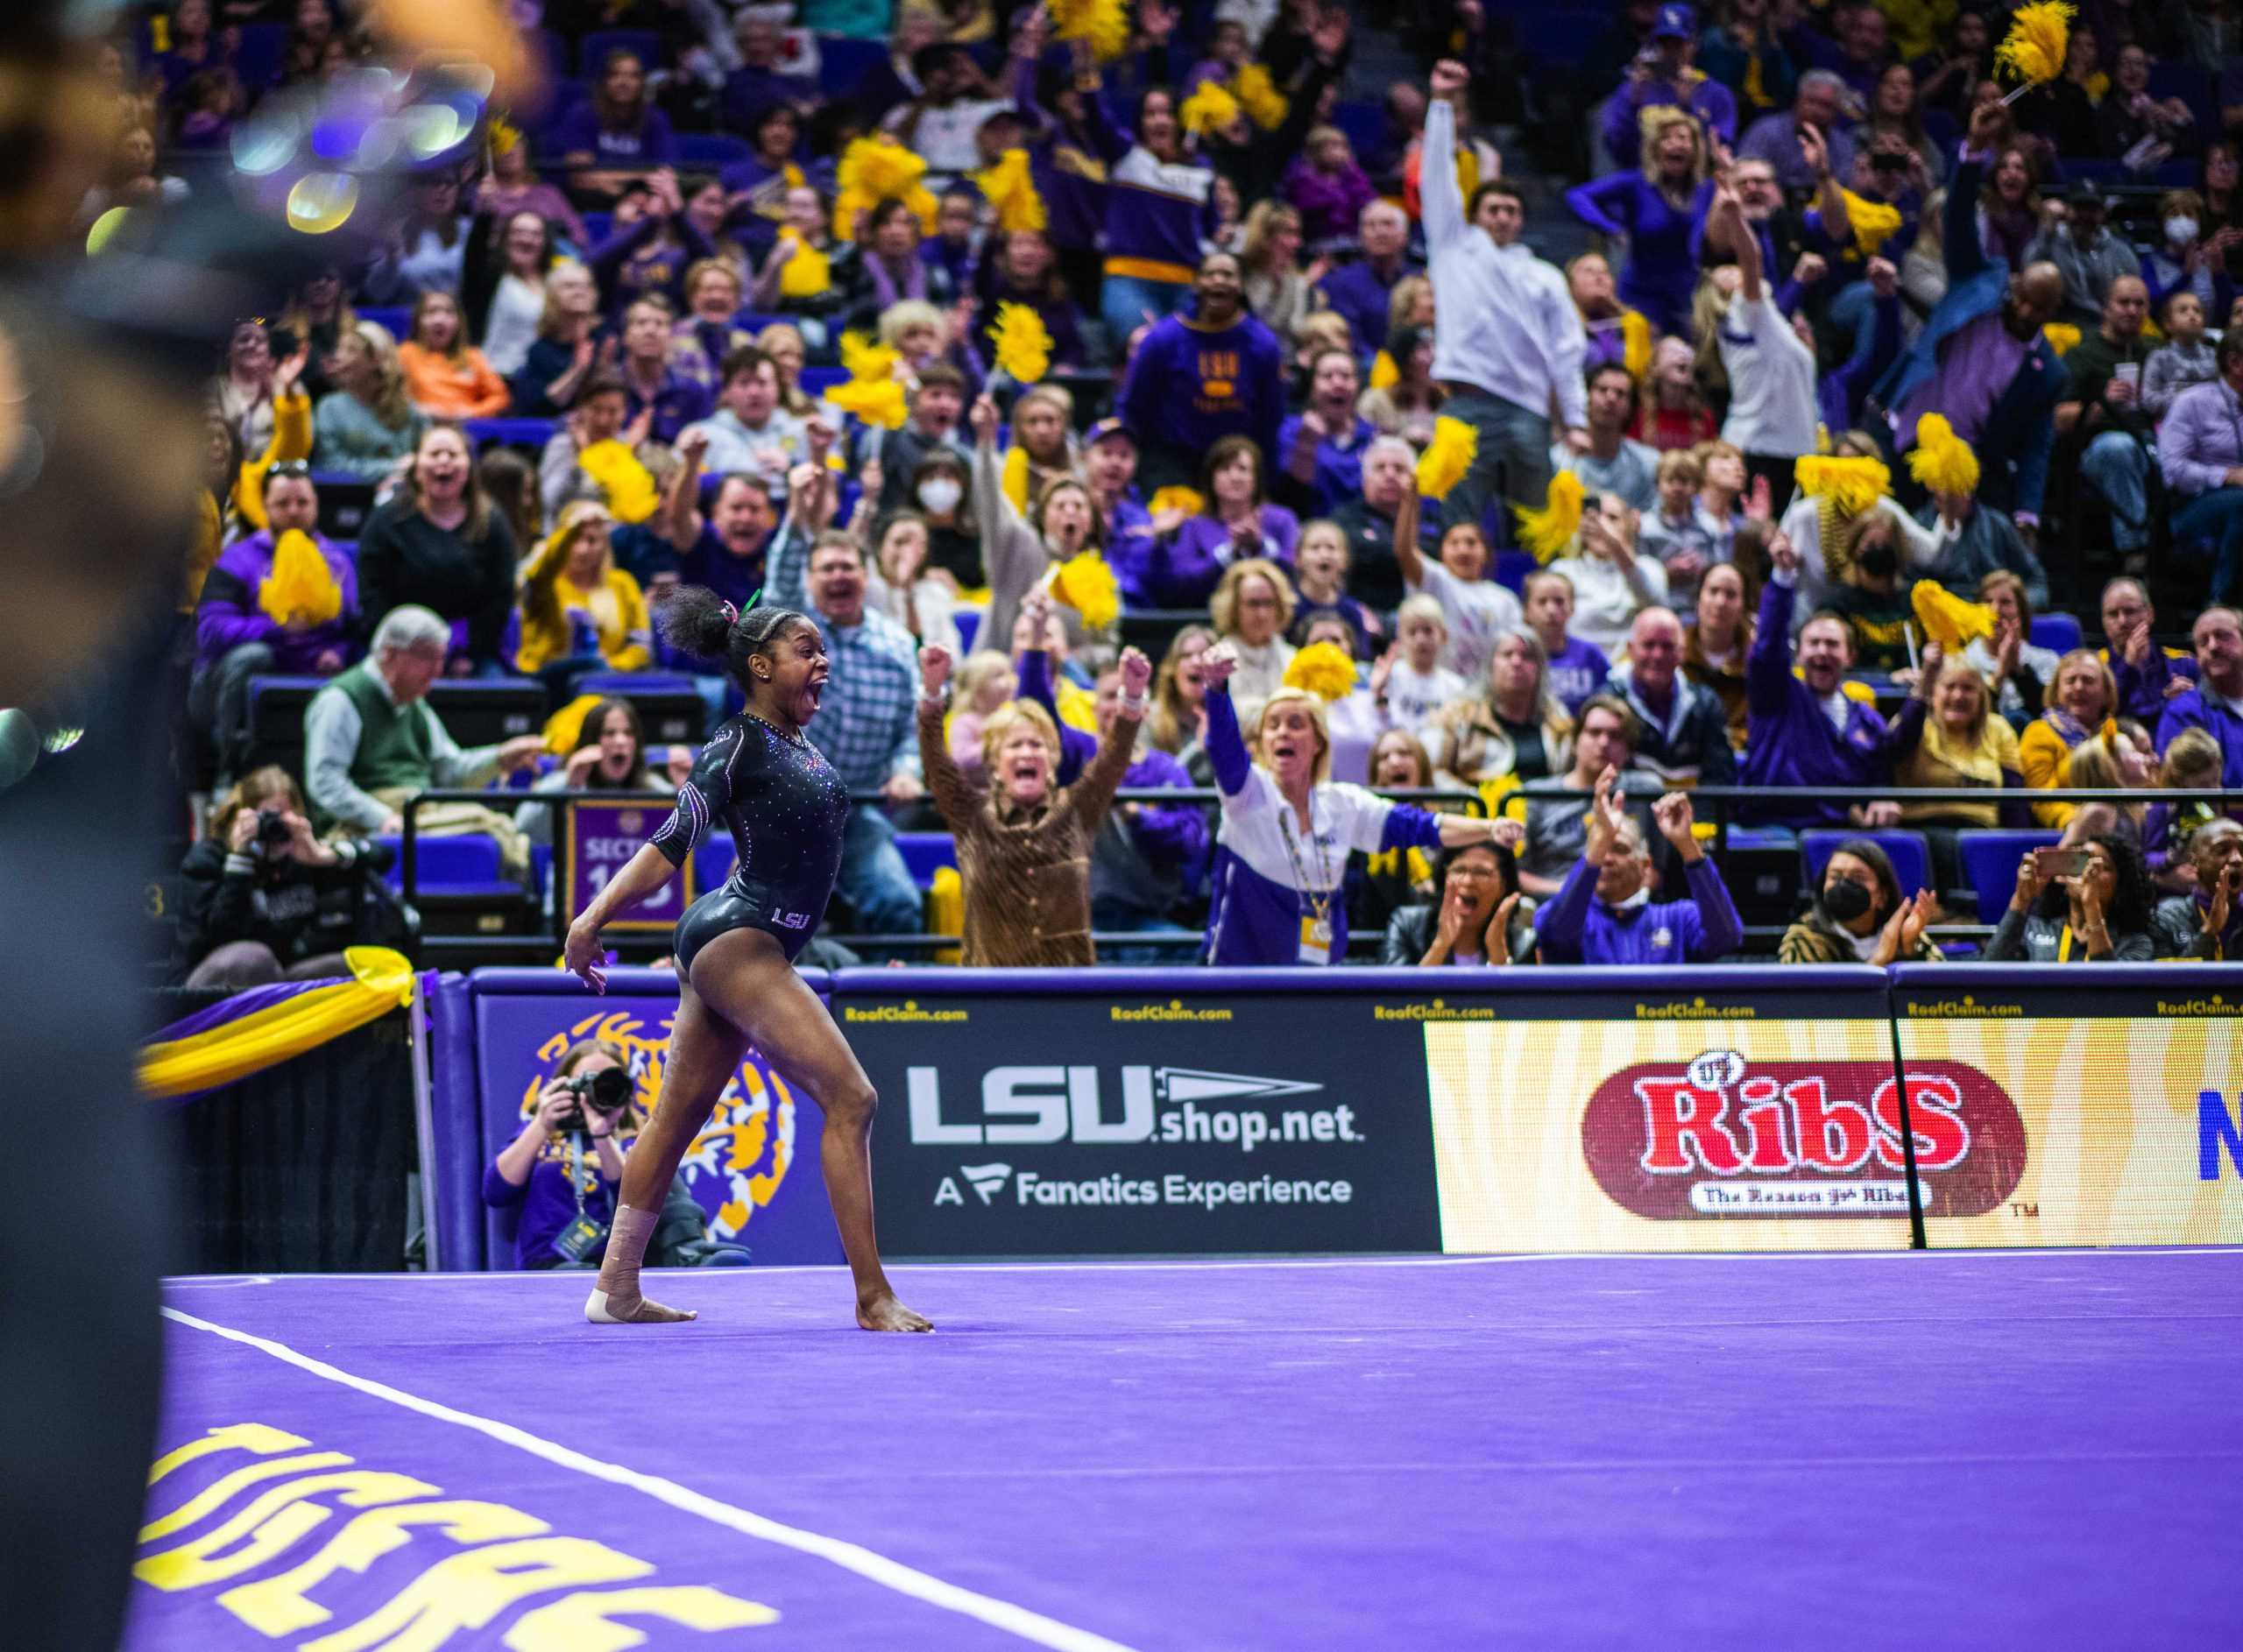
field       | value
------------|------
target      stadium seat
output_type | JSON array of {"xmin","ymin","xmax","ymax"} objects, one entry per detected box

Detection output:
[
  {"xmin": 1956, "ymin": 829, "xmax": 2061, "ymax": 921},
  {"xmin": 578, "ymin": 30, "xmax": 667, "ymax": 74},
  {"xmin": 1801, "ymin": 829, "xmax": 1933, "ymax": 900},
  {"xmin": 465, "ymin": 417, "xmax": 561, "ymax": 449},
  {"xmin": 694, "ymin": 837, "xmax": 736, "ymax": 892},
  {"xmin": 2028, "ymin": 613, "xmax": 2083, "ymax": 655},
  {"xmin": 356, "ymin": 306, "xmax": 410, "ymax": 342},
  {"xmin": 817, "ymin": 37, "xmax": 884, "ymax": 95},
  {"xmin": 375, "ymin": 832, "xmax": 503, "ymax": 892},
  {"xmin": 800, "ymin": 365, "xmax": 847, "ymax": 395},
  {"xmin": 1329, "ymin": 101, "xmax": 1385, "ymax": 161},
  {"xmin": 955, "ymin": 609, "xmax": 981, "ymax": 653},
  {"xmin": 314, "ymin": 477, "xmax": 376, "ymax": 537},
  {"xmin": 1493, "ymin": 550, "xmax": 1538, "ymax": 597},
  {"xmin": 574, "ymin": 674, "xmax": 709, "ymax": 745},
  {"xmin": 424, "ymin": 680, "xmax": 547, "ymax": 748},
  {"xmin": 895, "ymin": 831, "xmax": 958, "ymax": 886},
  {"xmin": 235, "ymin": 22, "xmax": 287, "ymax": 87},
  {"xmin": 681, "ymin": 133, "xmax": 752, "ymax": 167}
]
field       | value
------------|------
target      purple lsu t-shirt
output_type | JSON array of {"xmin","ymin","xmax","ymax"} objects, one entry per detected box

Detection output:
[{"xmin": 1545, "ymin": 636, "xmax": 1611, "ymax": 717}]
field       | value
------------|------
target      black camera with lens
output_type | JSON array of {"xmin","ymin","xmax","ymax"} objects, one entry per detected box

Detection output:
[
  {"xmin": 557, "ymin": 1063, "xmax": 633, "ymax": 1131},
  {"xmin": 256, "ymin": 808, "xmax": 293, "ymax": 848}
]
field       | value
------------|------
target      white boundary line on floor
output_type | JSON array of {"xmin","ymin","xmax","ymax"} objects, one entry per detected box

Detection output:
[
  {"xmin": 159, "ymin": 1307, "xmax": 1139, "ymax": 1652},
  {"xmin": 162, "ymin": 1247, "xmax": 2243, "ymax": 1284}
]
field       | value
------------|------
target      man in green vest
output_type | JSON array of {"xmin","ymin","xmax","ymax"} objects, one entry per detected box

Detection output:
[{"xmin": 304, "ymin": 605, "xmax": 545, "ymax": 868}]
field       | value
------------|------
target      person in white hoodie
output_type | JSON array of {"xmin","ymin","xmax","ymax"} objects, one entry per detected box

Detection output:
[{"xmin": 1422, "ymin": 59, "xmax": 1588, "ymax": 531}]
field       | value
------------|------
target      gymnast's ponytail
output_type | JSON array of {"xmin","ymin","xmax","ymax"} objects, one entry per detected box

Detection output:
[{"xmin": 656, "ymin": 585, "xmax": 815, "ymax": 693}]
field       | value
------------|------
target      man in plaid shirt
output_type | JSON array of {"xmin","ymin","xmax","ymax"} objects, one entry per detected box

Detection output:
[{"xmin": 766, "ymin": 451, "xmax": 925, "ymax": 943}]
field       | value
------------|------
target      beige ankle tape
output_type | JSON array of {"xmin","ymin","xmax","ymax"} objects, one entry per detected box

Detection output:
[{"xmin": 598, "ymin": 1204, "xmax": 661, "ymax": 1293}]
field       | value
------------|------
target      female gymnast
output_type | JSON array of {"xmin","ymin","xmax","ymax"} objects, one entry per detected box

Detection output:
[{"xmin": 562, "ymin": 587, "xmax": 931, "ymax": 1331}]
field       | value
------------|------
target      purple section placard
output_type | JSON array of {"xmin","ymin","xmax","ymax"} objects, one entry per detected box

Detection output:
[
  {"xmin": 559, "ymin": 798, "xmax": 695, "ymax": 932},
  {"xmin": 471, "ymin": 988, "xmax": 843, "ymax": 1266}
]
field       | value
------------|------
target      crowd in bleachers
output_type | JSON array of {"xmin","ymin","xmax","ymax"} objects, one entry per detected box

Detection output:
[{"xmin": 146, "ymin": 0, "xmax": 2243, "ymax": 978}]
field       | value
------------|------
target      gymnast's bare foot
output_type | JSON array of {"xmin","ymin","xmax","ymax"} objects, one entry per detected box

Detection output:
[
  {"xmin": 585, "ymin": 1288, "xmax": 697, "ymax": 1324},
  {"xmin": 858, "ymin": 1290, "xmax": 932, "ymax": 1332}
]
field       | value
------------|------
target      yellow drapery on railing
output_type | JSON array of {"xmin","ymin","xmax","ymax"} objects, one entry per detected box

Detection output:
[{"xmin": 139, "ymin": 947, "xmax": 418, "ymax": 1099}]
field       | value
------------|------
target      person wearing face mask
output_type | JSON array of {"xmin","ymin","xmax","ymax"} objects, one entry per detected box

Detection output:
[
  {"xmin": 2140, "ymin": 191, "xmax": 2237, "ymax": 328},
  {"xmin": 1779, "ymin": 839, "xmax": 1942, "ymax": 964},
  {"xmin": 1535, "ymin": 771, "xmax": 1744, "ymax": 964},
  {"xmin": 915, "ymin": 639, "xmax": 1152, "ymax": 965},
  {"xmin": 1825, "ymin": 513, "xmax": 1919, "ymax": 674},
  {"xmin": 904, "ymin": 448, "xmax": 980, "ymax": 588},
  {"xmin": 1197, "ymin": 644, "xmax": 1512, "ymax": 965}
]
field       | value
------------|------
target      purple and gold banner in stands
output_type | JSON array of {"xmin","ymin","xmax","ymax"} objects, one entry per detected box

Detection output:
[
  {"xmin": 141, "ymin": 947, "xmax": 429, "ymax": 1103},
  {"xmin": 468, "ymin": 971, "xmax": 844, "ymax": 1267}
]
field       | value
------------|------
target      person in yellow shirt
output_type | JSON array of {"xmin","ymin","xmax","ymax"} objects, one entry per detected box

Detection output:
[
  {"xmin": 2018, "ymin": 649, "xmax": 2119, "ymax": 827},
  {"xmin": 1885, "ymin": 643, "xmax": 2027, "ymax": 898},
  {"xmin": 515, "ymin": 502, "xmax": 652, "ymax": 702}
]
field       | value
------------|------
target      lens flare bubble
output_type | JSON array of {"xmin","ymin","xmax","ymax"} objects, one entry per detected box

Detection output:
[{"xmin": 286, "ymin": 173, "xmax": 361, "ymax": 235}]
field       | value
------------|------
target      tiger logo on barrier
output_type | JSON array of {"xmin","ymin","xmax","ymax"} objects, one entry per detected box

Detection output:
[
  {"xmin": 520, "ymin": 1009, "xmax": 800, "ymax": 1239},
  {"xmin": 1580, "ymin": 1050, "xmax": 2028, "ymax": 1218}
]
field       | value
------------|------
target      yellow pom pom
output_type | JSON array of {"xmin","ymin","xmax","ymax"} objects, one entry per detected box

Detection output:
[
  {"xmin": 988, "ymin": 302, "xmax": 1054, "ymax": 385},
  {"xmin": 1792, "ymin": 455, "xmax": 1891, "ymax": 517},
  {"xmin": 542, "ymin": 693, "xmax": 607, "ymax": 758},
  {"xmin": 1620, "ymin": 309, "xmax": 1652, "ymax": 381},
  {"xmin": 1910, "ymin": 579, "xmax": 1996, "ymax": 653},
  {"xmin": 1001, "ymin": 443, "xmax": 1031, "ymax": 514},
  {"xmin": 828, "ymin": 376, "xmax": 909, "ymax": 431},
  {"xmin": 258, "ymin": 529, "xmax": 343, "ymax": 628},
  {"xmin": 839, "ymin": 331, "xmax": 896, "ymax": 381},
  {"xmin": 833, "ymin": 136, "xmax": 938, "ymax": 240},
  {"xmin": 1049, "ymin": 0, "xmax": 1131, "ymax": 61},
  {"xmin": 1416, "ymin": 416, "xmax": 1479, "ymax": 501},
  {"xmin": 973, "ymin": 148, "xmax": 1047, "ymax": 234},
  {"xmin": 1511, "ymin": 469, "xmax": 1584, "ymax": 564},
  {"xmin": 1181, "ymin": 81, "xmax": 1242, "ymax": 137},
  {"xmin": 1996, "ymin": 2, "xmax": 2073, "ymax": 87},
  {"xmin": 2041, "ymin": 322, "xmax": 2082, "ymax": 357},
  {"xmin": 1149, "ymin": 485, "xmax": 1206, "ymax": 519},
  {"xmin": 775, "ymin": 227, "xmax": 831, "ymax": 299},
  {"xmin": 1283, "ymin": 640, "xmax": 1359, "ymax": 703},
  {"xmin": 1906, "ymin": 413, "xmax": 1981, "ymax": 498},
  {"xmin": 1050, "ymin": 549, "xmax": 1120, "ymax": 632},
  {"xmin": 575, "ymin": 441, "xmax": 659, "ymax": 523},
  {"xmin": 1369, "ymin": 349, "xmax": 1399, "ymax": 392},
  {"xmin": 1233, "ymin": 63, "xmax": 1290, "ymax": 131},
  {"xmin": 1839, "ymin": 188, "xmax": 1904, "ymax": 258}
]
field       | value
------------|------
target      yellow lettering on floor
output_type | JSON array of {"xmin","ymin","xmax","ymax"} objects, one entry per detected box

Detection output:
[
  {"xmin": 220, "ymin": 1500, "xmax": 549, "ymax": 1637},
  {"xmin": 148, "ymin": 1423, "xmax": 312, "ymax": 1486},
  {"xmin": 504, "ymin": 1585, "xmax": 781, "ymax": 1649},
  {"xmin": 139, "ymin": 1452, "xmax": 353, "ymax": 1544},
  {"xmin": 301, "ymin": 1537, "xmax": 654, "ymax": 1652},
  {"xmin": 137, "ymin": 1471, "xmax": 438, "ymax": 1591}
]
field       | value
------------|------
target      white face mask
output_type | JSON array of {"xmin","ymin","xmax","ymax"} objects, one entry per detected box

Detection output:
[
  {"xmin": 916, "ymin": 478, "xmax": 963, "ymax": 515},
  {"xmin": 2168, "ymin": 216, "xmax": 2200, "ymax": 246}
]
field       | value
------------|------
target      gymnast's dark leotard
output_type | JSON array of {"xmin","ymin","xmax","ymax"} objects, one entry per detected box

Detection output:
[{"xmin": 651, "ymin": 714, "xmax": 850, "ymax": 967}]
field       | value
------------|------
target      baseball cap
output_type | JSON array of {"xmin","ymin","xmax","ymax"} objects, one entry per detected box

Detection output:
[
  {"xmin": 1085, "ymin": 418, "xmax": 1136, "ymax": 448},
  {"xmin": 1652, "ymin": 4, "xmax": 1697, "ymax": 39}
]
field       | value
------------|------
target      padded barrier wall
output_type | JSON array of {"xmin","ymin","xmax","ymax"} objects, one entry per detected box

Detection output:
[{"xmin": 425, "ymin": 964, "xmax": 2243, "ymax": 1266}]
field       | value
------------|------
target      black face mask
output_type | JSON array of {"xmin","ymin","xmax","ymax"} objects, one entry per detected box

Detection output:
[
  {"xmin": 1823, "ymin": 878, "xmax": 1875, "ymax": 923},
  {"xmin": 1858, "ymin": 541, "xmax": 1899, "ymax": 579}
]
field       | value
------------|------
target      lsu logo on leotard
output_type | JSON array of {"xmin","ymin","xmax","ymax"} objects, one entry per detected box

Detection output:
[
  {"xmin": 520, "ymin": 1010, "xmax": 799, "ymax": 1239},
  {"xmin": 773, "ymin": 907, "xmax": 811, "ymax": 929}
]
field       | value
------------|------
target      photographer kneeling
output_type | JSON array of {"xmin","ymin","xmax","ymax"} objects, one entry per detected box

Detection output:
[
  {"xmin": 483, "ymin": 1039, "xmax": 639, "ymax": 1270},
  {"xmin": 178, "ymin": 767, "xmax": 396, "ymax": 989}
]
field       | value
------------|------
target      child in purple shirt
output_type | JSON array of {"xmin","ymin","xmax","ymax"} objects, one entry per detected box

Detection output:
[{"xmin": 1525, "ymin": 568, "xmax": 1612, "ymax": 717}]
